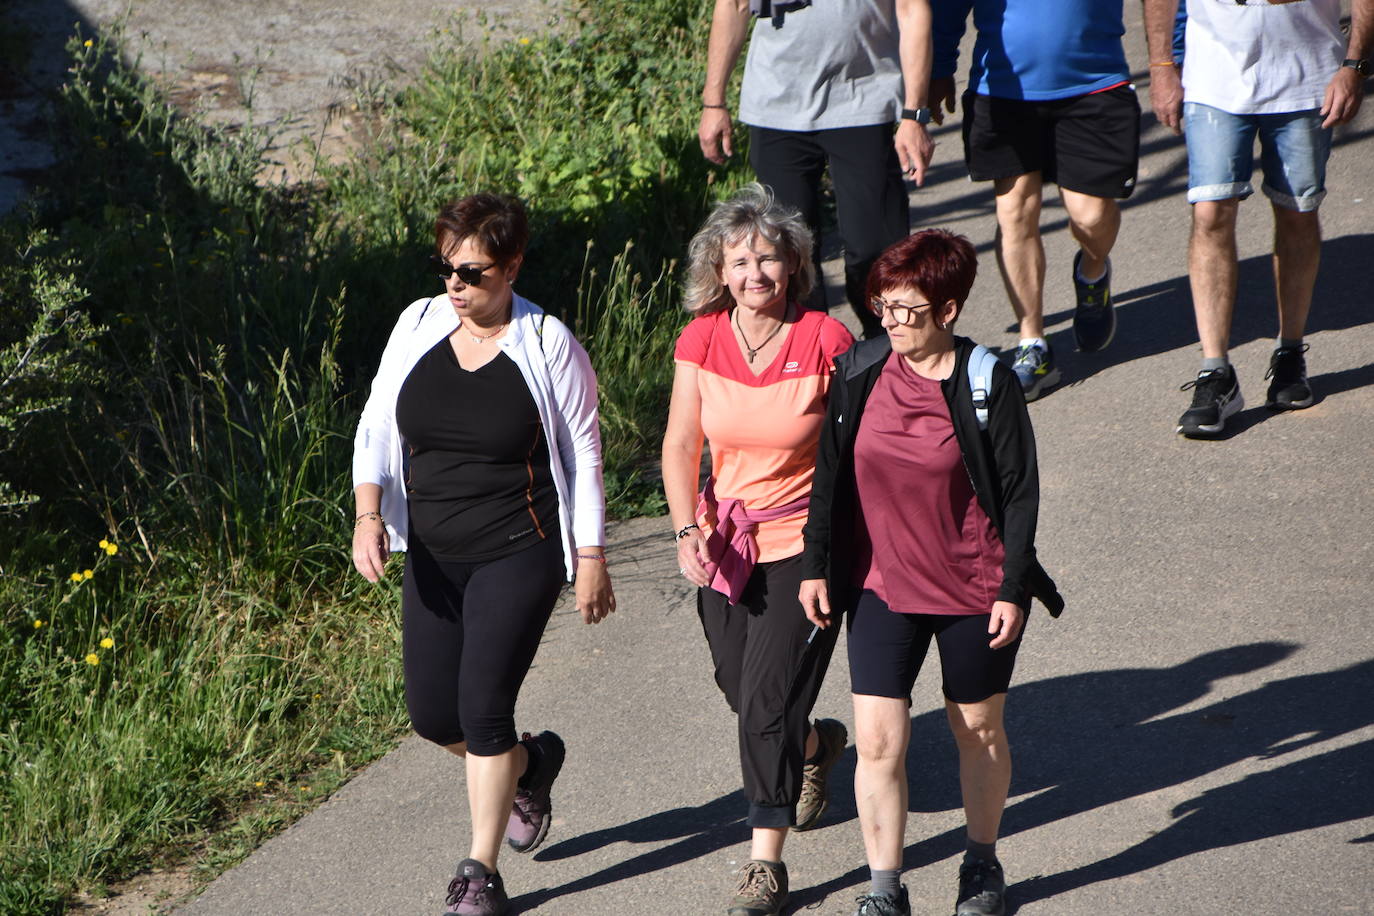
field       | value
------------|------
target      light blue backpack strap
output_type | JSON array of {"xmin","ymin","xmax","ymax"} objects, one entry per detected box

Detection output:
[{"xmin": 967, "ymin": 344, "xmax": 998, "ymax": 431}]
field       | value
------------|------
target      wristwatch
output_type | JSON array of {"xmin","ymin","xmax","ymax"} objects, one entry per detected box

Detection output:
[
  {"xmin": 1342, "ymin": 58, "xmax": 1371, "ymax": 76},
  {"xmin": 900, "ymin": 107, "xmax": 932, "ymax": 125}
]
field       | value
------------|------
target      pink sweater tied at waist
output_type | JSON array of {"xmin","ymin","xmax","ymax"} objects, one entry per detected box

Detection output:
[{"xmin": 697, "ymin": 479, "xmax": 810, "ymax": 605}]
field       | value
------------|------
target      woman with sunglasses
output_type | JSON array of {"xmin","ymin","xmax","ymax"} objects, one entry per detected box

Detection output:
[
  {"xmin": 661, "ymin": 183, "xmax": 854, "ymax": 916},
  {"xmin": 798, "ymin": 230, "xmax": 1062, "ymax": 916},
  {"xmin": 351, "ymin": 192, "xmax": 614, "ymax": 916}
]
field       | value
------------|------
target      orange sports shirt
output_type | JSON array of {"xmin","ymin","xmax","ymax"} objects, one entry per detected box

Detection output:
[{"xmin": 675, "ymin": 307, "xmax": 854, "ymax": 561}]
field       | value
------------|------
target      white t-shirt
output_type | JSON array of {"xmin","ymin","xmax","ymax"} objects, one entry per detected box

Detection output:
[
  {"xmin": 1182, "ymin": 0, "xmax": 1345, "ymax": 115},
  {"xmin": 739, "ymin": 0, "xmax": 903, "ymax": 131}
]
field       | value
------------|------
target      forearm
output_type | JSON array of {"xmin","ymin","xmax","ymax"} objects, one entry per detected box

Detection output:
[
  {"xmin": 661, "ymin": 439, "xmax": 705, "ymax": 530},
  {"xmin": 354, "ymin": 483, "xmax": 382, "ymax": 516},
  {"xmin": 703, "ymin": 0, "xmax": 750, "ymax": 106},
  {"xmin": 1141, "ymin": 0, "xmax": 1182, "ymax": 63},
  {"xmin": 896, "ymin": 0, "xmax": 934, "ymax": 109},
  {"xmin": 1350, "ymin": 0, "xmax": 1373, "ymax": 60}
]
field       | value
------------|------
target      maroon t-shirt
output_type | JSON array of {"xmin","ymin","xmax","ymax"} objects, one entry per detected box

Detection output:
[{"xmin": 851, "ymin": 352, "xmax": 1005, "ymax": 614}]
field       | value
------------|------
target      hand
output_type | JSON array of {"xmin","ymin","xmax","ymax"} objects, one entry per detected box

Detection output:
[
  {"xmin": 574, "ymin": 558, "xmax": 616, "ymax": 625},
  {"xmin": 1150, "ymin": 63, "xmax": 1184, "ymax": 135},
  {"xmin": 798, "ymin": 578, "xmax": 833, "ymax": 629},
  {"xmin": 894, "ymin": 120, "xmax": 934, "ymax": 186},
  {"xmin": 987, "ymin": 600, "xmax": 1025, "ymax": 649},
  {"xmin": 352, "ymin": 517, "xmax": 390, "ymax": 582},
  {"xmin": 699, "ymin": 107, "xmax": 734, "ymax": 164},
  {"xmin": 675, "ymin": 530, "xmax": 713, "ymax": 588},
  {"xmin": 1321, "ymin": 66, "xmax": 1365, "ymax": 128},
  {"xmin": 929, "ymin": 76, "xmax": 957, "ymax": 126}
]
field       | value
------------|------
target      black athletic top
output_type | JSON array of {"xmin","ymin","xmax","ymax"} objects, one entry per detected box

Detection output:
[{"xmin": 396, "ymin": 339, "xmax": 559, "ymax": 562}]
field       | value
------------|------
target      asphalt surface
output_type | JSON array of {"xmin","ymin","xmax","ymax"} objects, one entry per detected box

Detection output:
[{"xmin": 11, "ymin": 2, "xmax": 1374, "ymax": 914}]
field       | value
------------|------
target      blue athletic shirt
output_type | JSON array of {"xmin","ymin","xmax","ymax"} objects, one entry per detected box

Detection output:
[{"xmin": 933, "ymin": 0, "xmax": 1131, "ymax": 101}]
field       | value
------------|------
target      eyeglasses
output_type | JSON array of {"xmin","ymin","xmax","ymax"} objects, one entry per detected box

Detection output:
[
  {"xmin": 869, "ymin": 296, "xmax": 934, "ymax": 325},
  {"xmin": 431, "ymin": 255, "xmax": 496, "ymax": 286}
]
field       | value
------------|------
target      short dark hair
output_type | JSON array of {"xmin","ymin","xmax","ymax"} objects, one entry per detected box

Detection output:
[
  {"xmin": 867, "ymin": 229, "xmax": 978, "ymax": 320},
  {"xmin": 434, "ymin": 193, "xmax": 529, "ymax": 266}
]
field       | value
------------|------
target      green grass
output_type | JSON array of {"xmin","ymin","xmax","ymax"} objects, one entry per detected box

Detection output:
[{"xmin": 0, "ymin": 1, "xmax": 752, "ymax": 910}]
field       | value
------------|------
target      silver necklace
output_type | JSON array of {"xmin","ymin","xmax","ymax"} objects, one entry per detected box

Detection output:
[{"xmin": 460, "ymin": 318, "xmax": 507, "ymax": 344}]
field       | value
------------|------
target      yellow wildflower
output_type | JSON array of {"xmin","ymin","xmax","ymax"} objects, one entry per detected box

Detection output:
[
  {"xmin": 100, "ymin": 637, "xmax": 114, "ymax": 649},
  {"xmin": 85, "ymin": 653, "xmax": 100, "ymax": 666},
  {"xmin": 83, "ymin": 39, "xmax": 93, "ymax": 48},
  {"xmin": 255, "ymin": 780, "xmax": 265, "ymax": 788},
  {"xmin": 105, "ymin": 542, "xmax": 118, "ymax": 556},
  {"xmin": 70, "ymin": 572, "xmax": 83, "ymax": 583},
  {"xmin": 299, "ymin": 785, "xmax": 310, "ymax": 792},
  {"xmin": 99, "ymin": 539, "xmax": 110, "ymax": 549},
  {"xmin": 33, "ymin": 619, "xmax": 45, "ymax": 629},
  {"xmin": 82, "ymin": 569, "xmax": 94, "ymax": 580},
  {"xmin": 519, "ymin": 37, "xmax": 531, "ymax": 46}
]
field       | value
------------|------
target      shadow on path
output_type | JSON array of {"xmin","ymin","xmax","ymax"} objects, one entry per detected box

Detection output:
[{"xmin": 515, "ymin": 643, "xmax": 1373, "ymax": 911}]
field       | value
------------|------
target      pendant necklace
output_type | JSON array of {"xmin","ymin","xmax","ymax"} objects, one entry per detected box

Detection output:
[
  {"xmin": 734, "ymin": 304, "xmax": 788, "ymax": 364},
  {"xmin": 460, "ymin": 316, "xmax": 508, "ymax": 344}
]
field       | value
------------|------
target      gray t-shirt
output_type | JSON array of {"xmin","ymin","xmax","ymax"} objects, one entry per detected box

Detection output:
[{"xmin": 739, "ymin": 0, "xmax": 903, "ymax": 132}]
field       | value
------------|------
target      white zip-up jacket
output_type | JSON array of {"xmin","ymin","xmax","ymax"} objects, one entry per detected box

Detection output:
[{"xmin": 352, "ymin": 292, "xmax": 605, "ymax": 580}]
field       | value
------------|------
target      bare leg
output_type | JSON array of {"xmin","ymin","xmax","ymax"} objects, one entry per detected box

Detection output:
[
  {"xmin": 1060, "ymin": 188, "xmax": 1121, "ymax": 280},
  {"xmin": 465, "ymin": 743, "xmax": 528, "ymax": 872},
  {"xmin": 993, "ymin": 173, "xmax": 1046, "ymax": 339},
  {"xmin": 1189, "ymin": 199, "xmax": 1242, "ymax": 360},
  {"xmin": 946, "ymin": 694, "xmax": 1011, "ymax": 846},
  {"xmin": 1271, "ymin": 203, "xmax": 1322, "ymax": 340},
  {"xmin": 853, "ymin": 694, "xmax": 911, "ymax": 870}
]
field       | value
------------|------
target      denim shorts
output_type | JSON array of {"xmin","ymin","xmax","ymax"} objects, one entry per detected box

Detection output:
[{"xmin": 1183, "ymin": 102, "xmax": 1331, "ymax": 212}]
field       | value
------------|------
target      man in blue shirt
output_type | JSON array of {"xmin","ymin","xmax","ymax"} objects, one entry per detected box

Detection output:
[{"xmin": 933, "ymin": 0, "xmax": 1139, "ymax": 401}]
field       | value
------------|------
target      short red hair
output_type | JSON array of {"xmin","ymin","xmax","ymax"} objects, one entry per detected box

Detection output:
[{"xmin": 867, "ymin": 229, "xmax": 978, "ymax": 317}]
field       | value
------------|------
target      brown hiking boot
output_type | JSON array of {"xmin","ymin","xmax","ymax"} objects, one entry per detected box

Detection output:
[
  {"xmin": 727, "ymin": 859, "xmax": 788, "ymax": 915},
  {"xmin": 794, "ymin": 717, "xmax": 847, "ymax": 831}
]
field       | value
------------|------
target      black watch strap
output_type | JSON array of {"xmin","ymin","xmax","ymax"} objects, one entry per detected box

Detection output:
[
  {"xmin": 1342, "ymin": 58, "xmax": 1371, "ymax": 76},
  {"xmin": 900, "ymin": 107, "xmax": 932, "ymax": 125}
]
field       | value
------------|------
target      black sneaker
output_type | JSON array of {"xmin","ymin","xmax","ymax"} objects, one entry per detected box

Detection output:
[
  {"xmin": 955, "ymin": 858, "xmax": 1006, "ymax": 916},
  {"xmin": 854, "ymin": 885, "xmax": 911, "ymax": 915},
  {"xmin": 442, "ymin": 859, "xmax": 509, "ymax": 916},
  {"xmin": 1071, "ymin": 251, "xmax": 1115, "ymax": 352},
  {"xmin": 1265, "ymin": 344, "xmax": 1313, "ymax": 410},
  {"xmin": 506, "ymin": 730, "xmax": 565, "ymax": 853},
  {"xmin": 1177, "ymin": 365, "xmax": 1243, "ymax": 438},
  {"xmin": 728, "ymin": 859, "xmax": 788, "ymax": 916}
]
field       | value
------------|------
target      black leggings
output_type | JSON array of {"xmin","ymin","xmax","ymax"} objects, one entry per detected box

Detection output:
[
  {"xmin": 401, "ymin": 534, "xmax": 564, "ymax": 756},
  {"xmin": 698, "ymin": 554, "xmax": 841, "ymax": 828}
]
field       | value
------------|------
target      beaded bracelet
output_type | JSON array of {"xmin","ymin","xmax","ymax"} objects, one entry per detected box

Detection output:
[
  {"xmin": 576, "ymin": 553, "xmax": 607, "ymax": 563},
  {"xmin": 354, "ymin": 511, "xmax": 383, "ymax": 528},
  {"xmin": 675, "ymin": 524, "xmax": 700, "ymax": 541}
]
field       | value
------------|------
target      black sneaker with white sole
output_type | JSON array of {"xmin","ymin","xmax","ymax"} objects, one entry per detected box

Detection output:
[
  {"xmin": 1071, "ymin": 251, "xmax": 1115, "ymax": 352},
  {"xmin": 1265, "ymin": 344, "xmax": 1313, "ymax": 410},
  {"xmin": 1177, "ymin": 365, "xmax": 1243, "ymax": 438}
]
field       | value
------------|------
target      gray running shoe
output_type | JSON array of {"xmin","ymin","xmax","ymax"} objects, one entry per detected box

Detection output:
[
  {"xmin": 854, "ymin": 885, "xmax": 911, "ymax": 915},
  {"xmin": 1010, "ymin": 341, "xmax": 1061, "ymax": 402},
  {"xmin": 1265, "ymin": 344, "xmax": 1313, "ymax": 410},
  {"xmin": 728, "ymin": 859, "xmax": 788, "ymax": 916},
  {"xmin": 955, "ymin": 858, "xmax": 1006, "ymax": 916},
  {"xmin": 506, "ymin": 730, "xmax": 565, "ymax": 853},
  {"xmin": 795, "ymin": 718, "xmax": 847, "ymax": 831},
  {"xmin": 1071, "ymin": 251, "xmax": 1116, "ymax": 352},
  {"xmin": 1177, "ymin": 365, "xmax": 1243, "ymax": 438},
  {"xmin": 442, "ymin": 859, "xmax": 509, "ymax": 916}
]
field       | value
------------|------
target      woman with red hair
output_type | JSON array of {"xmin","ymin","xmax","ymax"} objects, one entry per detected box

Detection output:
[{"xmin": 798, "ymin": 230, "xmax": 1062, "ymax": 916}]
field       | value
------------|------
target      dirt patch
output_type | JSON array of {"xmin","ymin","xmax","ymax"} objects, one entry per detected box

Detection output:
[{"xmin": 68, "ymin": 867, "xmax": 200, "ymax": 916}]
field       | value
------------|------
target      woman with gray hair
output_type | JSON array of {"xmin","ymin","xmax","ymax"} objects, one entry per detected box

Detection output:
[{"xmin": 661, "ymin": 183, "xmax": 855, "ymax": 916}]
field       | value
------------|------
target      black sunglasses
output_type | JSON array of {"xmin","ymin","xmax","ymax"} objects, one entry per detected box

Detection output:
[{"xmin": 430, "ymin": 255, "xmax": 496, "ymax": 286}]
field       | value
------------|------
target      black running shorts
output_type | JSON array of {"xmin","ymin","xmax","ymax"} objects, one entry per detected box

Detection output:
[
  {"xmin": 846, "ymin": 589, "xmax": 1027, "ymax": 705},
  {"xmin": 961, "ymin": 84, "xmax": 1141, "ymax": 199}
]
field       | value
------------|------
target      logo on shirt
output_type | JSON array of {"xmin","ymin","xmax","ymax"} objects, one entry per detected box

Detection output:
[{"xmin": 783, "ymin": 361, "xmax": 800, "ymax": 373}]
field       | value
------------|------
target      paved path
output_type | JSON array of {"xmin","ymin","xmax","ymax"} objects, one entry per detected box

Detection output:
[{"xmin": 15, "ymin": 2, "xmax": 1374, "ymax": 914}]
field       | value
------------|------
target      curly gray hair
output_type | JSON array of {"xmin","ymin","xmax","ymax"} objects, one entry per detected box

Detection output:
[{"xmin": 682, "ymin": 183, "xmax": 815, "ymax": 315}]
